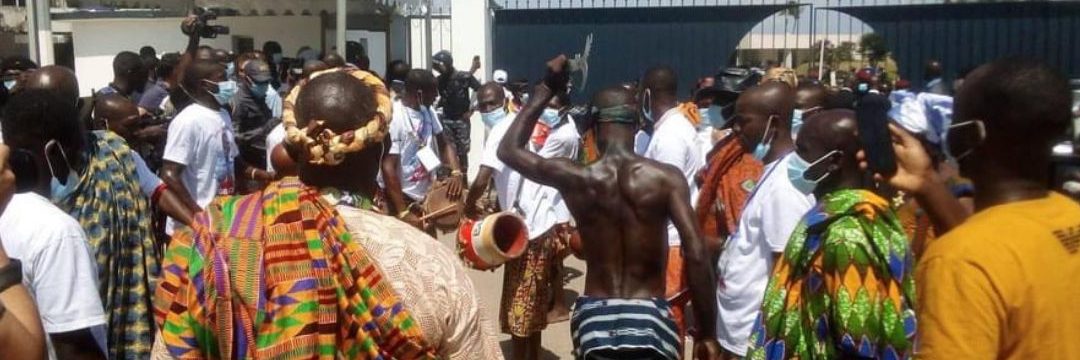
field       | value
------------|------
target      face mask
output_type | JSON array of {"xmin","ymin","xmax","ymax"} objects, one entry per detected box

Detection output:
[
  {"xmin": 271, "ymin": 53, "xmax": 284, "ymax": 64},
  {"xmin": 943, "ymin": 120, "xmax": 985, "ymax": 161},
  {"xmin": 751, "ymin": 116, "xmax": 774, "ymax": 161},
  {"xmin": 707, "ymin": 105, "xmax": 729, "ymax": 129},
  {"xmin": 3, "ymin": 80, "xmax": 15, "ymax": 90},
  {"xmin": 640, "ymin": 89, "xmax": 654, "ymax": 124},
  {"xmin": 225, "ymin": 62, "xmax": 236, "ymax": 78},
  {"xmin": 481, "ymin": 107, "xmax": 507, "ymax": 128},
  {"xmin": 857, "ymin": 83, "xmax": 870, "ymax": 93},
  {"xmin": 786, "ymin": 150, "xmax": 840, "ymax": 195},
  {"xmin": 205, "ymin": 79, "xmax": 237, "ymax": 106},
  {"xmin": 250, "ymin": 81, "xmax": 270, "ymax": 98},
  {"xmin": 697, "ymin": 108, "xmax": 712, "ymax": 129},
  {"xmin": 791, "ymin": 109, "xmax": 805, "ymax": 138},
  {"xmin": 44, "ymin": 139, "xmax": 80, "ymax": 201},
  {"xmin": 540, "ymin": 108, "xmax": 561, "ymax": 127}
]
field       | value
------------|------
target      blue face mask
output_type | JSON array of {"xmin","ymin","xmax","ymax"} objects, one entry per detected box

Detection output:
[
  {"xmin": 791, "ymin": 109, "xmax": 805, "ymax": 138},
  {"xmin": 751, "ymin": 117, "xmax": 774, "ymax": 161},
  {"xmin": 857, "ymin": 82, "xmax": 870, "ymax": 93},
  {"xmin": 481, "ymin": 107, "xmax": 508, "ymax": 128},
  {"xmin": 3, "ymin": 80, "xmax": 15, "ymax": 90},
  {"xmin": 44, "ymin": 139, "xmax": 80, "ymax": 202},
  {"xmin": 786, "ymin": 150, "xmax": 840, "ymax": 195},
  {"xmin": 226, "ymin": 62, "xmax": 236, "ymax": 78},
  {"xmin": 540, "ymin": 108, "xmax": 561, "ymax": 127},
  {"xmin": 250, "ymin": 82, "xmax": 270, "ymax": 98},
  {"xmin": 206, "ymin": 79, "xmax": 237, "ymax": 106},
  {"xmin": 707, "ymin": 105, "xmax": 729, "ymax": 129},
  {"xmin": 697, "ymin": 108, "xmax": 712, "ymax": 130}
]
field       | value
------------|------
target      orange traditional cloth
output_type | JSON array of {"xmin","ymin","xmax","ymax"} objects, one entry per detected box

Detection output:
[
  {"xmin": 578, "ymin": 130, "xmax": 600, "ymax": 165},
  {"xmin": 696, "ymin": 137, "xmax": 764, "ymax": 243},
  {"xmin": 665, "ymin": 247, "xmax": 687, "ymax": 352},
  {"xmin": 678, "ymin": 102, "xmax": 702, "ymax": 126}
]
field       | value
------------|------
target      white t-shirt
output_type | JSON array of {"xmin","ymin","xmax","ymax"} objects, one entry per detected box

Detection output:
[
  {"xmin": 388, "ymin": 101, "xmax": 444, "ymax": 202},
  {"xmin": 695, "ymin": 124, "xmax": 717, "ymax": 164},
  {"xmin": 265, "ymin": 123, "xmax": 286, "ymax": 172},
  {"xmin": 715, "ymin": 153, "xmax": 814, "ymax": 356},
  {"xmin": 479, "ymin": 115, "xmax": 518, "ymax": 212},
  {"xmin": 0, "ymin": 193, "xmax": 107, "ymax": 359},
  {"xmin": 518, "ymin": 116, "xmax": 579, "ymax": 239},
  {"xmin": 643, "ymin": 108, "xmax": 704, "ymax": 247},
  {"xmin": 162, "ymin": 103, "xmax": 237, "ymax": 233}
]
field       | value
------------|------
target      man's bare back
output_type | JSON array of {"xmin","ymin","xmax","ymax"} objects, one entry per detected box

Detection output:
[
  {"xmin": 497, "ymin": 55, "xmax": 721, "ymax": 359},
  {"xmin": 562, "ymin": 151, "xmax": 692, "ymax": 299}
]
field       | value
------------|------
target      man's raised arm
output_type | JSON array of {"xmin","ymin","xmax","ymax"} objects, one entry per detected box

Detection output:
[{"xmin": 497, "ymin": 55, "xmax": 584, "ymax": 189}]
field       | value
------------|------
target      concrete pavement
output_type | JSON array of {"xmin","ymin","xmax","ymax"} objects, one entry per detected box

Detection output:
[{"xmin": 435, "ymin": 231, "xmax": 585, "ymax": 359}]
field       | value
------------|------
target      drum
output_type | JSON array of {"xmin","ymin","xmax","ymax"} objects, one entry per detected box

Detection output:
[
  {"xmin": 457, "ymin": 212, "xmax": 528, "ymax": 270},
  {"xmin": 422, "ymin": 179, "xmax": 464, "ymax": 231}
]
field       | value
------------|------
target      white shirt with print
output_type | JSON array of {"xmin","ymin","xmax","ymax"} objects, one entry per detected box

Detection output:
[{"xmin": 388, "ymin": 101, "xmax": 445, "ymax": 202}]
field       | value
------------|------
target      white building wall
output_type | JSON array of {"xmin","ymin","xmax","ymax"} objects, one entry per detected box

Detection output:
[
  {"xmin": 408, "ymin": 16, "xmax": 451, "ymax": 69},
  {"xmin": 60, "ymin": 15, "xmax": 321, "ymax": 96}
]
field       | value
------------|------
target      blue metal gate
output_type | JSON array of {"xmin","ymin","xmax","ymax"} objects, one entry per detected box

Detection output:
[
  {"xmin": 493, "ymin": 4, "xmax": 792, "ymax": 100},
  {"xmin": 836, "ymin": 2, "xmax": 1080, "ymax": 86}
]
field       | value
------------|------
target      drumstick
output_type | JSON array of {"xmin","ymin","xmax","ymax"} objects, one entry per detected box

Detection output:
[{"xmin": 419, "ymin": 204, "xmax": 461, "ymax": 221}]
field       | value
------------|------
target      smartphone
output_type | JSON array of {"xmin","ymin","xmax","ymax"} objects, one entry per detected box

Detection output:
[{"xmin": 856, "ymin": 93, "xmax": 897, "ymax": 178}]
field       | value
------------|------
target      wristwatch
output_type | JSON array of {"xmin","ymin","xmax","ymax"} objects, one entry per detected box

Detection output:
[{"xmin": 0, "ymin": 258, "xmax": 22, "ymax": 295}]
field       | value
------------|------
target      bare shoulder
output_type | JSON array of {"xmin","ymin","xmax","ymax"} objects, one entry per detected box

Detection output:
[{"xmin": 620, "ymin": 156, "xmax": 687, "ymax": 186}]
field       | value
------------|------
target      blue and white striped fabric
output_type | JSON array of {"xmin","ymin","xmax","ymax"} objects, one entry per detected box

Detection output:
[{"xmin": 571, "ymin": 297, "xmax": 681, "ymax": 360}]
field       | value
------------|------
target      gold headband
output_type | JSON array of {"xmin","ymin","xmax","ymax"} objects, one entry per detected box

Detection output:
[{"xmin": 281, "ymin": 68, "xmax": 393, "ymax": 165}]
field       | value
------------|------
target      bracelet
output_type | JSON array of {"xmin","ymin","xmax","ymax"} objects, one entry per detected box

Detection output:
[
  {"xmin": 450, "ymin": 169, "xmax": 464, "ymax": 177},
  {"xmin": 151, "ymin": 183, "xmax": 168, "ymax": 205}
]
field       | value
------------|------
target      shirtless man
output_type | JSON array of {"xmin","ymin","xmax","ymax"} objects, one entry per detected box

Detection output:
[{"xmin": 498, "ymin": 55, "xmax": 720, "ymax": 360}]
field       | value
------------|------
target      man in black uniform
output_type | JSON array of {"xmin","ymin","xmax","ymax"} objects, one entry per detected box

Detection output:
[
  {"xmin": 432, "ymin": 50, "xmax": 480, "ymax": 169},
  {"xmin": 231, "ymin": 59, "xmax": 278, "ymax": 192}
]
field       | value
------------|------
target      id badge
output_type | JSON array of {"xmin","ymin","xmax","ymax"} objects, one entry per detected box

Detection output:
[{"xmin": 416, "ymin": 146, "xmax": 442, "ymax": 172}]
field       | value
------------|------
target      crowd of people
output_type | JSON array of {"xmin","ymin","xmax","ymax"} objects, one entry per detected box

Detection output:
[{"xmin": 0, "ymin": 12, "xmax": 1077, "ymax": 360}]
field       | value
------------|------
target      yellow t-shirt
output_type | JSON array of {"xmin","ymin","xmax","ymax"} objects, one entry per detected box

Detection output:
[{"xmin": 917, "ymin": 192, "xmax": 1080, "ymax": 359}]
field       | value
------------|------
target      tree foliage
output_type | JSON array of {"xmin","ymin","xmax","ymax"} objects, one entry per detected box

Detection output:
[{"xmin": 859, "ymin": 33, "xmax": 890, "ymax": 65}]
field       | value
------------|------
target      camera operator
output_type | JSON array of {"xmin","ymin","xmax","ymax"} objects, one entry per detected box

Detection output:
[{"xmin": 160, "ymin": 12, "xmax": 271, "ymax": 232}]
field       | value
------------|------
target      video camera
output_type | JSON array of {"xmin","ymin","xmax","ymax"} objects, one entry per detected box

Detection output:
[{"xmin": 192, "ymin": 7, "xmax": 230, "ymax": 39}]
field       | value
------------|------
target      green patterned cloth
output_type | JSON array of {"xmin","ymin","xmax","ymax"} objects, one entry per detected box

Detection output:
[
  {"xmin": 746, "ymin": 189, "xmax": 916, "ymax": 360},
  {"xmin": 55, "ymin": 130, "xmax": 159, "ymax": 359}
]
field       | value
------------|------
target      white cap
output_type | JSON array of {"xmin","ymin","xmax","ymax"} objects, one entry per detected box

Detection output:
[{"xmin": 493, "ymin": 69, "xmax": 508, "ymax": 84}]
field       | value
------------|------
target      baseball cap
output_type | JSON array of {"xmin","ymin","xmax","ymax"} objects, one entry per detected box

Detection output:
[
  {"xmin": 705, "ymin": 67, "xmax": 761, "ymax": 102},
  {"xmin": 493, "ymin": 69, "xmax": 508, "ymax": 84},
  {"xmin": 243, "ymin": 59, "xmax": 273, "ymax": 83},
  {"xmin": 432, "ymin": 50, "xmax": 453, "ymax": 67}
]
